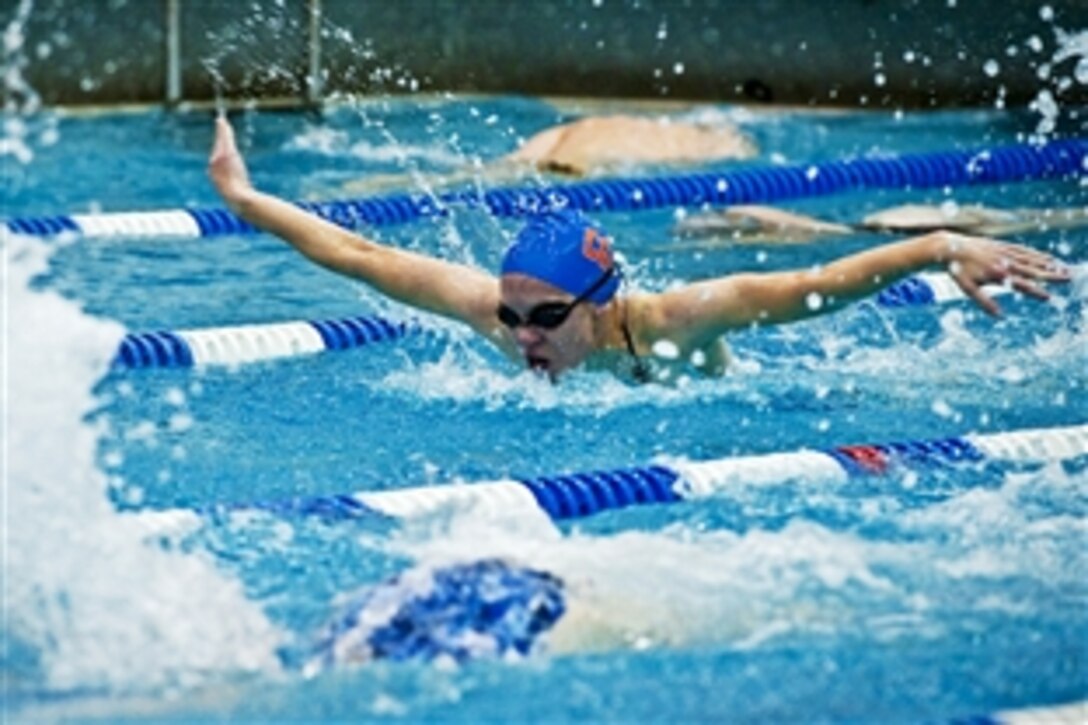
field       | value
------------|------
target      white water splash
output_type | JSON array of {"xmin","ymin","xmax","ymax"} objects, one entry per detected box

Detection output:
[
  {"xmin": 2, "ymin": 0, "xmax": 41, "ymax": 163},
  {"xmin": 282, "ymin": 123, "xmax": 465, "ymax": 167},
  {"xmin": 4, "ymin": 234, "xmax": 283, "ymax": 694},
  {"xmin": 1030, "ymin": 26, "xmax": 1088, "ymax": 137}
]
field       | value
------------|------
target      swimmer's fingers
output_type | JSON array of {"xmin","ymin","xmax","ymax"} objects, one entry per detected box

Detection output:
[
  {"xmin": 1002, "ymin": 247, "xmax": 1072, "ymax": 281},
  {"xmin": 211, "ymin": 116, "xmax": 238, "ymax": 159},
  {"xmin": 208, "ymin": 117, "xmax": 253, "ymax": 202},
  {"xmin": 1010, "ymin": 276, "xmax": 1051, "ymax": 302},
  {"xmin": 1004, "ymin": 255, "xmax": 1070, "ymax": 301},
  {"xmin": 955, "ymin": 260, "xmax": 1057, "ymax": 313},
  {"xmin": 951, "ymin": 267, "xmax": 1002, "ymax": 316}
]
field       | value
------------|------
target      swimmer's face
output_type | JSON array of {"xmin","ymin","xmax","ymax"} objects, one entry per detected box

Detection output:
[{"xmin": 498, "ymin": 273, "xmax": 599, "ymax": 379}]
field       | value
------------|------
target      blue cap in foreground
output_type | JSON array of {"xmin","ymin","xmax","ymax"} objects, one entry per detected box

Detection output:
[{"xmin": 306, "ymin": 559, "xmax": 566, "ymax": 670}]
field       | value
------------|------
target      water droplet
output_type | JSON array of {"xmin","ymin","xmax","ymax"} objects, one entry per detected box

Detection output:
[
  {"xmin": 1075, "ymin": 58, "xmax": 1088, "ymax": 85},
  {"xmin": 982, "ymin": 59, "xmax": 1000, "ymax": 77},
  {"xmin": 673, "ymin": 62, "xmax": 685, "ymax": 75},
  {"xmin": 651, "ymin": 339, "xmax": 680, "ymax": 359},
  {"xmin": 805, "ymin": 292, "xmax": 824, "ymax": 311},
  {"xmin": 931, "ymin": 399, "xmax": 955, "ymax": 418},
  {"xmin": 901, "ymin": 471, "xmax": 918, "ymax": 490},
  {"xmin": 168, "ymin": 413, "xmax": 194, "ymax": 433}
]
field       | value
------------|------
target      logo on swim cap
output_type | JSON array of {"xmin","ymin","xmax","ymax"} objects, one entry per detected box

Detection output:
[
  {"xmin": 501, "ymin": 210, "xmax": 620, "ymax": 305},
  {"xmin": 581, "ymin": 227, "xmax": 612, "ymax": 270}
]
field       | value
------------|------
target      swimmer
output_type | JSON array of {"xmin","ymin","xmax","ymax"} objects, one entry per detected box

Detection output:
[
  {"xmin": 304, "ymin": 559, "xmax": 566, "ymax": 672},
  {"xmin": 304, "ymin": 558, "xmax": 669, "ymax": 671},
  {"xmin": 673, "ymin": 203, "xmax": 1088, "ymax": 245},
  {"xmin": 500, "ymin": 114, "xmax": 759, "ymax": 176},
  {"xmin": 209, "ymin": 116, "xmax": 1071, "ymax": 384},
  {"xmin": 342, "ymin": 113, "xmax": 759, "ymax": 194}
]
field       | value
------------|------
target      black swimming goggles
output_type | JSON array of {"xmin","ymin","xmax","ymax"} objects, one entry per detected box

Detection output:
[{"xmin": 497, "ymin": 267, "xmax": 616, "ymax": 330}]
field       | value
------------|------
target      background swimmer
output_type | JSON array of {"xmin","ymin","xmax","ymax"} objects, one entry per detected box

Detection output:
[
  {"xmin": 500, "ymin": 114, "xmax": 758, "ymax": 176},
  {"xmin": 673, "ymin": 203, "xmax": 1088, "ymax": 245},
  {"xmin": 342, "ymin": 113, "xmax": 759, "ymax": 194}
]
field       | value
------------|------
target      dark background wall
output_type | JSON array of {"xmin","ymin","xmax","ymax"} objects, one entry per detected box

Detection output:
[{"xmin": 8, "ymin": 0, "xmax": 1088, "ymax": 109}]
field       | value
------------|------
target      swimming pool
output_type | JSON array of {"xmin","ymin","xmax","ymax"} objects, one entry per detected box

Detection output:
[{"xmin": 6, "ymin": 96, "xmax": 1087, "ymax": 721}]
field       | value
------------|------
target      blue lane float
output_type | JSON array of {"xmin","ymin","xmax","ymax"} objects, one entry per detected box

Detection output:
[
  {"xmin": 110, "ymin": 266, "xmax": 1080, "ymax": 370},
  {"xmin": 7, "ymin": 139, "xmax": 1087, "ymax": 239},
  {"xmin": 113, "ymin": 314, "xmax": 422, "ymax": 369},
  {"xmin": 133, "ymin": 423, "xmax": 1087, "ymax": 532}
]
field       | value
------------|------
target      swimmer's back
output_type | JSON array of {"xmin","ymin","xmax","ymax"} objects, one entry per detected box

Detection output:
[{"xmin": 507, "ymin": 115, "xmax": 758, "ymax": 175}]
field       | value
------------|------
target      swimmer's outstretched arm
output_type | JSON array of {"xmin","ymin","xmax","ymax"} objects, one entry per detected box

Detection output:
[
  {"xmin": 644, "ymin": 232, "xmax": 1071, "ymax": 348},
  {"xmin": 208, "ymin": 116, "xmax": 502, "ymax": 336}
]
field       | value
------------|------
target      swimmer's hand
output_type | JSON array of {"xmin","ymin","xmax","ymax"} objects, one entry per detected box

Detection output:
[
  {"xmin": 208, "ymin": 116, "xmax": 255, "ymax": 209},
  {"xmin": 935, "ymin": 232, "xmax": 1071, "ymax": 316}
]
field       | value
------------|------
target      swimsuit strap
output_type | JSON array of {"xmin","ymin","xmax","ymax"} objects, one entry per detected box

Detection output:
[{"xmin": 621, "ymin": 301, "xmax": 652, "ymax": 384}]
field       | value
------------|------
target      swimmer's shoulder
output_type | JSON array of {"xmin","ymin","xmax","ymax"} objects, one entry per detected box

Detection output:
[{"xmin": 623, "ymin": 294, "xmax": 732, "ymax": 380}]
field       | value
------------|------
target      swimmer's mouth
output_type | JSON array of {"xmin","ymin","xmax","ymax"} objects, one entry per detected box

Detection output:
[{"xmin": 526, "ymin": 355, "xmax": 550, "ymax": 373}]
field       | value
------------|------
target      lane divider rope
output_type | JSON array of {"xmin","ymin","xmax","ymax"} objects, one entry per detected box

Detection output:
[
  {"xmin": 133, "ymin": 423, "xmax": 1088, "ymax": 532},
  {"xmin": 8, "ymin": 139, "xmax": 1086, "ymax": 239},
  {"xmin": 114, "ymin": 314, "xmax": 422, "ymax": 368}
]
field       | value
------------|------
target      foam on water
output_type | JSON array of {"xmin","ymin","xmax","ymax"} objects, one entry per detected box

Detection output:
[{"xmin": 4, "ymin": 234, "xmax": 283, "ymax": 695}]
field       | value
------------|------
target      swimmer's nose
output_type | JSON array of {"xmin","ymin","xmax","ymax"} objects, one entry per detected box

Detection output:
[{"xmin": 513, "ymin": 326, "xmax": 545, "ymax": 347}]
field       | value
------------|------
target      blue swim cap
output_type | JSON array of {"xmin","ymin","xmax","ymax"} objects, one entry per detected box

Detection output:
[
  {"xmin": 305, "ymin": 559, "xmax": 566, "ymax": 670},
  {"xmin": 501, "ymin": 210, "xmax": 620, "ymax": 305}
]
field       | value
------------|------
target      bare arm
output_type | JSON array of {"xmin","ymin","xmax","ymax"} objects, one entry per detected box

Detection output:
[
  {"xmin": 208, "ymin": 116, "xmax": 501, "ymax": 333},
  {"xmin": 644, "ymin": 231, "xmax": 1071, "ymax": 349}
]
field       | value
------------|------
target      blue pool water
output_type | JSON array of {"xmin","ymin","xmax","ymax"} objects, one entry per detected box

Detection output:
[{"xmin": 5, "ymin": 97, "xmax": 1087, "ymax": 721}]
